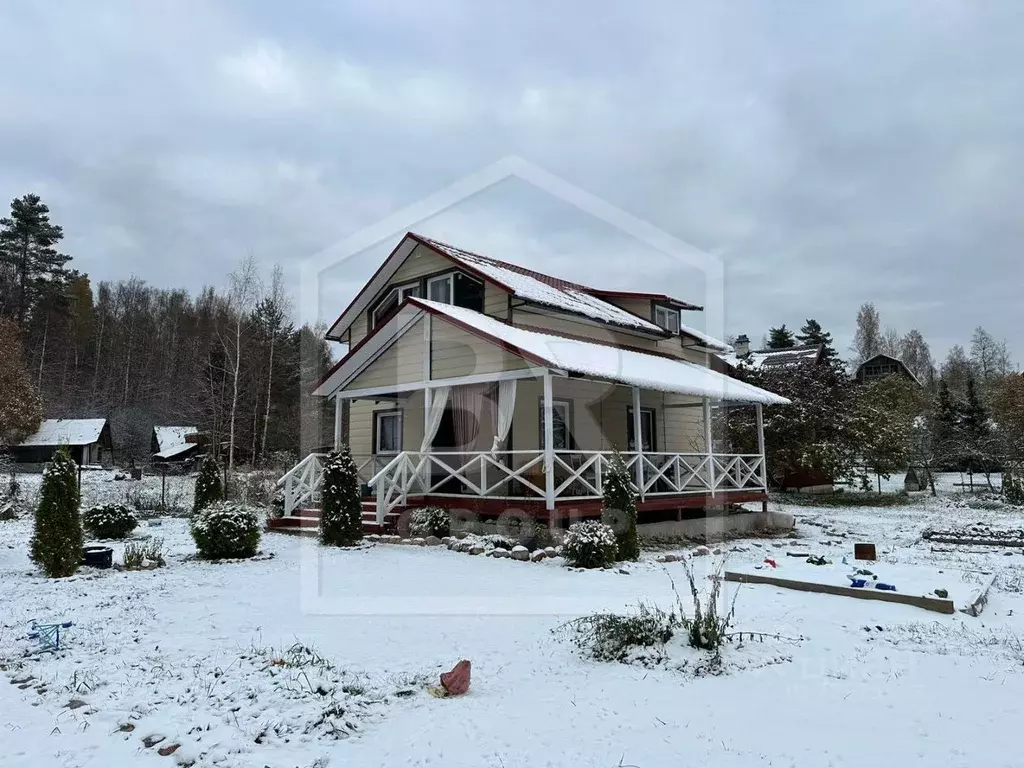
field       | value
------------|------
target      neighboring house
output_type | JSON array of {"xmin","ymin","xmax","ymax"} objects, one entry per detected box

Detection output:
[
  {"xmin": 152, "ymin": 426, "xmax": 200, "ymax": 463},
  {"xmin": 276, "ymin": 232, "xmax": 789, "ymax": 533},
  {"xmin": 13, "ymin": 419, "xmax": 112, "ymax": 467},
  {"xmin": 721, "ymin": 335, "xmax": 825, "ymax": 370},
  {"xmin": 855, "ymin": 354, "xmax": 921, "ymax": 386}
]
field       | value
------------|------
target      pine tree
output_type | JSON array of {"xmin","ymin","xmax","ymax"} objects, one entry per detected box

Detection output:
[
  {"xmin": 601, "ymin": 450, "xmax": 639, "ymax": 561},
  {"xmin": 0, "ymin": 318, "xmax": 43, "ymax": 447},
  {"xmin": 0, "ymin": 194, "xmax": 71, "ymax": 327},
  {"xmin": 30, "ymin": 445, "xmax": 82, "ymax": 577},
  {"xmin": 796, "ymin": 318, "xmax": 840, "ymax": 366},
  {"xmin": 932, "ymin": 378, "xmax": 962, "ymax": 470},
  {"xmin": 193, "ymin": 455, "xmax": 223, "ymax": 513},
  {"xmin": 320, "ymin": 444, "xmax": 363, "ymax": 546},
  {"xmin": 766, "ymin": 325, "xmax": 796, "ymax": 350}
]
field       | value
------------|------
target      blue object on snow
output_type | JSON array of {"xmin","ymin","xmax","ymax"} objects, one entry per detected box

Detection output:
[
  {"xmin": 27, "ymin": 620, "xmax": 73, "ymax": 652},
  {"xmin": 848, "ymin": 578, "xmax": 868, "ymax": 588},
  {"xmin": 875, "ymin": 583, "xmax": 896, "ymax": 591}
]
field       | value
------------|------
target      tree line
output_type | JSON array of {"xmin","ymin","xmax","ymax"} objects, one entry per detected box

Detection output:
[
  {"xmin": 0, "ymin": 193, "xmax": 334, "ymax": 469},
  {"xmin": 735, "ymin": 308, "xmax": 1022, "ymax": 494}
]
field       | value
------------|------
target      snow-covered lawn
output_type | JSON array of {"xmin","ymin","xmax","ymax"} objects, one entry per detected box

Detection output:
[{"xmin": 3, "ymin": 493, "xmax": 1024, "ymax": 767}]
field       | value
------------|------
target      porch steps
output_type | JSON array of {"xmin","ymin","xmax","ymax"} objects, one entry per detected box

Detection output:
[{"xmin": 267, "ymin": 502, "xmax": 403, "ymax": 536}]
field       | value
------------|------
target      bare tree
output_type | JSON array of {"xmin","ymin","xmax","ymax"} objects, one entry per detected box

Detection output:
[
  {"xmin": 221, "ymin": 257, "xmax": 261, "ymax": 475},
  {"xmin": 852, "ymin": 302, "xmax": 881, "ymax": 364},
  {"xmin": 255, "ymin": 264, "xmax": 292, "ymax": 463},
  {"xmin": 900, "ymin": 329, "xmax": 935, "ymax": 385},
  {"xmin": 879, "ymin": 326, "xmax": 903, "ymax": 358}
]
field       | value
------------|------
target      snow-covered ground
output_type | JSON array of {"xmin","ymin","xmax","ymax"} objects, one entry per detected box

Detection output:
[{"xmin": 3, "ymin": 491, "xmax": 1023, "ymax": 767}]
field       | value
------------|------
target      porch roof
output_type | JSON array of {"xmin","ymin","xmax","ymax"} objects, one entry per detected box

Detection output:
[{"xmin": 412, "ymin": 299, "xmax": 789, "ymax": 404}]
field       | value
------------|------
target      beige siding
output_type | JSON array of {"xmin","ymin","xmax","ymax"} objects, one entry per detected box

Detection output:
[
  {"xmin": 430, "ymin": 318, "xmax": 529, "ymax": 379},
  {"xmin": 509, "ymin": 307, "xmax": 665, "ymax": 353},
  {"xmin": 601, "ymin": 297, "xmax": 653, "ymax": 320},
  {"xmin": 347, "ymin": 317, "xmax": 425, "ymax": 390},
  {"xmin": 484, "ymin": 282, "xmax": 509, "ymax": 318},
  {"xmin": 347, "ymin": 390, "xmax": 425, "ymax": 459}
]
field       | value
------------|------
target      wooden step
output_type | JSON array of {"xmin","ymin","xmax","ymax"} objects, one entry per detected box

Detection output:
[{"xmin": 268, "ymin": 507, "xmax": 402, "ymax": 535}]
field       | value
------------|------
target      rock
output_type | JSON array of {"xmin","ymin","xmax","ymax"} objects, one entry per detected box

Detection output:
[
  {"xmin": 441, "ymin": 537, "xmax": 452, "ymax": 545},
  {"xmin": 142, "ymin": 735, "xmax": 166, "ymax": 748},
  {"xmin": 425, "ymin": 536, "xmax": 441, "ymax": 546},
  {"xmin": 544, "ymin": 546, "xmax": 557, "ymax": 557},
  {"xmin": 66, "ymin": 699, "xmax": 88, "ymax": 710},
  {"xmin": 157, "ymin": 743, "xmax": 180, "ymax": 757},
  {"xmin": 510, "ymin": 545, "xmax": 530, "ymax": 561},
  {"xmin": 117, "ymin": 723, "xmax": 136, "ymax": 733},
  {"xmin": 366, "ymin": 533, "xmax": 380, "ymax": 541},
  {"xmin": 751, "ymin": 542, "xmax": 763, "ymax": 548},
  {"xmin": 656, "ymin": 553, "xmax": 678, "ymax": 563},
  {"xmin": 712, "ymin": 548, "xmax": 722, "ymax": 555},
  {"xmin": 440, "ymin": 659, "xmax": 471, "ymax": 696},
  {"xmin": 730, "ymin": 546, "xmax": 748, "ymax": 553},
  {"xmin": 617, "ymin": 567, "xmax": 630, "ymax": 575},
  {"xmin": 411, "ymin": 537, "xmax": 426, "ymax": 546},
  {"xmin": 530, "ymin": 550, "xmax": 547, "ymax": 562},
  {"xmin": 468, "ymin": 545, "xmax": 485, "ymax": 555},
  {"xmin": 692, "ymin": 546, "xmax": 710, "ymax": 557},
  {"xmin": 772, "ymin": 542, "xmax": 784, "ymax": 549},
  {"xmin": 490, "ymin": 547, "xmax": 510, "ymax": 558}
]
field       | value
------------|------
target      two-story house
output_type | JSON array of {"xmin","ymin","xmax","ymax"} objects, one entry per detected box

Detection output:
[{"xmin": 276, "ymin": 232, "xmax": 789, "ymax": 533}]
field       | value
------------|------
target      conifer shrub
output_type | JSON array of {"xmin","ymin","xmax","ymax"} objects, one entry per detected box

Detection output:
[
  {"xmin": 408, "ymin": 506, "xmax": 450, "ymax": 538},
  {"xmin": 563, "ymin": 521, "xmax": 618, "ymax": 569},
  {"xmin": 83, "ymin": 503, "xmax": 138, "ymax": 539},
  {"xmin": 320, "ymin": 445, "xmax": 363, "ymax": 547},
  {"xmin": 191, "ymin": 501, "xmax": 261, "ymax": 559},
  {"xmin": 30, "ymin": 445, "xmax": 83, "ymax": 578},
  {"xmin": 193, "ymin": 455, "xmax": 223, "ymax": 514},
  {"xmin": 601, "ymin": 451, "xmax": 640, "ymax": 561}
]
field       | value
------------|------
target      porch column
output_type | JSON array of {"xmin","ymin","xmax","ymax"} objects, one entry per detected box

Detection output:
[
  {"xmin": 632, "ymin": 386, "xmax": 645, "ymax": 501},
  {"xmin": 543, "ymin": 372, "xmax": 555, "ymax": 511},
  {"xmin": 755, "ymin": 403, "xmax": 767, "ymax": 491},
  {"xmin": 333, "ymin": 393, "xmax": 343, "ymax": 450},
  {"xmin": 703, "ymin": 397, "xmax": 716, "ymax": 498}
]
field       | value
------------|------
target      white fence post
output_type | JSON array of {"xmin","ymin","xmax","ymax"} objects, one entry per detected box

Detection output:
[{"xmin": 543, "ymin": 373, "xmax": 555, "ymax": 511}]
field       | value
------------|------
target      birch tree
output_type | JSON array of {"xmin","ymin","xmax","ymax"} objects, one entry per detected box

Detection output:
[{"xmin": 222, "ymin": 257, "xmax": 261, "ymax": 475}]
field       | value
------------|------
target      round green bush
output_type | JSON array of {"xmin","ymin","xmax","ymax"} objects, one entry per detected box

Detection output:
[
  {"xmin": 82, "ymin": 503, "xmax": 138, "ymax": 540},
  {"xmin": 191, "ymin": 501, "xmax": 261, "ymax": 560},
  {"xmin": 408, "ymin": 506, "xmax": 450, "ymax": 538},
  {"xmin": 563, "ymin": 521, "xmax": 619, "ymax": 569}
]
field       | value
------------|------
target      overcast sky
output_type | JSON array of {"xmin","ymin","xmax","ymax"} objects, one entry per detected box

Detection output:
[{"xmin": 1, "ymin": 1, "xmax": 1021, "ymax": 362}]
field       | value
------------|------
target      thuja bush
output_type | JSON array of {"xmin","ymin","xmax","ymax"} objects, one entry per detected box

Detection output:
[
  {"xmin": 191, "ymin": 501, "xmax": 261, "ymax": 560},
  {"xmin": 601, "ymin": 450, "xmax": 640, "ymax": 561},
  {"xmin": 563, "ymin": 521, "xmax": 618, "ymax": 569},
  {"xmin": 320, "ymin": 445, "xmax": 363, "ymax": 547},
  {"xmin": 30, "ymin": 446, "xmax": 83, "ymax": 578},
  {"xmin": 193, "ymin": 456, "xmax": 223, "ymax": 514},
  {"xmin": 408, "ymin": 506, "xmax": 450, "ymax": 538},
  {"xmin": 83, "ymin": 503, "xmax": 138, "ymax": 539}
]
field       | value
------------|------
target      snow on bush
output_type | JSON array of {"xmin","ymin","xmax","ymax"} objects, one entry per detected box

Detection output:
[
  {"xmin": 601, "ymin": 450, "xmax": 640, "ymax": 561},
  {"xmin": 123, "ymin": 537, "xmax": 166, "ymax": 569},
  {"xmin": 82, "ymin": 503, "xmax": 138, "ymax": 539},
  {"xmin": 320, "ymin": 446, "xmax": 363, "ymax": 547},
  {"xmin": 193, "ymin": 455, "xmax": 223, "ymax": 514},
  {"xmin": 562, "ymin": 603, "xmax": 677, "ymax": 663},
  {"xmin": 30, "ymin": 445, "xmax": 83, "ymax": 578},
  {"xmin": 191, "ymin": 501, "xmax": 261, "ymax": 560},
  {"xmin": 563, "ymin": 521, "xmax": 618, "ymax": 569},
  {"xmin": 409, "ymin": 506, "xmax": 450, "ymax": 538}
]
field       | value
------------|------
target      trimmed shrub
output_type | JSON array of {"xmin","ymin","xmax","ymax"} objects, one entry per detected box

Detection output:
[
  {"xmin": 193, "ymin": 456, "xmax": 223, "ymax": 514},
  {"xmin": 563, "ymin": 521, "xmax": 618, "ymax": 569},
  {"xmin": 30, "ymin": 445, "xmax": 83, "ymax": 577},
  {"xmin": 409, "ymin": 506, "xmax": 450, "ymax": 538},
  {"xmin": 601, "ymin": 450, "xmax": 639, "ymax": 561},
  {"xmin": 320, "ymin": 445, "xmax": 363, "ymax": 547},
  {"xmin": 83, "ymin": 503, "xmax": 138, "ymax": 539},
  {"xmin": 191, "ymin": 501, "xmax": 261, "ymax": 559},
  {"xmin": 1005, "ymin": 472, "xmax": 1024, "ymax": 506}
]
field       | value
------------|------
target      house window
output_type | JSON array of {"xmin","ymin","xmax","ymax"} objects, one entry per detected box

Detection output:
[
  {"xmin": 427, "ymin": 274, "xmax": 453, "ymax": 304},
  {"xmin": 540, "ymin": 400, "xmax": 573, "ymax": 451},
  {"xmin": 371, "ymin": 283, "xmax": 420, "ymax": 328},
  {"xmin": 654, "ymin": 305, "xmax": 680, "ymax": 334},
  {"xmin": 626, "ymin": 407, "xmax": 656, "ymax": 452},
  {"xmin": 375, "ymin": 411, "xmax": 403, "ymax": 454}
]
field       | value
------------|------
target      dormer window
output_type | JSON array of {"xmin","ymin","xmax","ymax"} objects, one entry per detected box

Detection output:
[
  {"xmin": 654, "ymin": 305, "xmax": 680, "ymax": 334},
  {"xmin": 427, "ymin": 274, "xmax": 453, "ymax": 304},
  {"xmin": 371, "ymin": 282, "xmax": 420, "ymax": 328}
]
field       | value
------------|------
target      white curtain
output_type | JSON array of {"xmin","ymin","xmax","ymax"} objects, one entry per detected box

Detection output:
[
  {"xmin": 490, "ymin": 379, "xmax": 517, "ymax": 455},
  {"xmin": 419, "ymin": 386, "xmax": 450, "ymax": 452}
]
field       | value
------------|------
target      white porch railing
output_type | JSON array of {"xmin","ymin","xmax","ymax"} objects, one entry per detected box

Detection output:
[{"xmin": 278, "ymin": 450, "xmax": 767, "ymax": 523}]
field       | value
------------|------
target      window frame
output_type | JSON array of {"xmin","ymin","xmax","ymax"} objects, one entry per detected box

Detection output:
[
  {"xmin": 653, "ymin": 304, "xmax": 680, "ymax": 335},
  {"xmin": 539, "ymin": 398, "xmax": 573, "ymax": 451},
  {"xmin": 626, "ymin": 406, "xmax": 657, "ymax": 452},
  {"xmin": 427, "ymin": 273, "xmax": 454, "ymax": 305},
  {"xmin": 371, "ymin": 282, "xmax": 421, "ymax": 329},
  {"xmin": 373, "ymin": 409, "xmax": 403, "ymax": 455}
]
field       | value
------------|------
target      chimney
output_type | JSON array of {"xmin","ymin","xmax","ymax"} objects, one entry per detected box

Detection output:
[{"xmin": 734, "ymin": 334, "xmax": 750, "ymax": 358}]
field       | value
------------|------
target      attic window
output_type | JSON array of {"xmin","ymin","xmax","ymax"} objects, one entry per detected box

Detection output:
[
  {"xmin": 654, "ymin": 305, "xmax": 680, "ymax": 334},
  {"xmin": 372, "ymin": 282, "xmax": 420, "ymax": 328}
]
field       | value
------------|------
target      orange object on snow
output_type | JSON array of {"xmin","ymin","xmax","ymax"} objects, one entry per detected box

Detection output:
[
  {"xmin": 764, "ymin": 558, "xmax": 777, "ymax": 568},
  {"xmin": 440, "ymin": 659, "xmax": 471, "ymax": 695}
]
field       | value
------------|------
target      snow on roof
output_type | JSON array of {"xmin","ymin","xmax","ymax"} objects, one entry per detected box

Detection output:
[
  {"xmin": 19, "ymin": 419, "xmax": 107, "ymax": 447},
  {"xmin": 413, "ymin": 298, "xmax": 790, "ymax": 405},
  {"xmin": 678, "ymin": 322, "xmax": 731, "ymax": 353},
  {"xmin": 153, "ymin": 426, "xmax": 198, "ymax": 453},
  {"xmin": 155, "ymin": 442, "xmax": 197, "ymax": 460},
  {"xmin": 721, "ymin": 344, "xmax": 822, "ymax": 370},
  {"xmin": 417, "ymin": 236, "xmax": 668, "ymax": 335}
]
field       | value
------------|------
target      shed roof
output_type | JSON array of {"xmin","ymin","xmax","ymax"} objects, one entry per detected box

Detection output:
[
  {"xmin": 19, "ymin": 419, "xmax": 107, "ymax": 447},
  {"xmin": 153, "ymin": 426, "xmax": 198, "ymax": 454}
]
